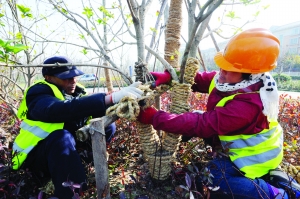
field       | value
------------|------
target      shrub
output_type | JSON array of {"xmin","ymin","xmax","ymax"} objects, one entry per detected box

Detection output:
[
  {"xmin": 0, "ymin": 91, "xmax": 299, "ymax": 198},
  {"xmin": 273, "ymin": 73, "xmax": 292, "ymax": 82},
  {"xmin": 273, "ymin": 74, "xmax": 300, "ymax": 91},
  {"xmin": 276, "ymin": 79, "xmax": 300, "ymax": 92},
  {"xmin": 291, "ymin": 76, "xmax": 300, "ymax": 80}
]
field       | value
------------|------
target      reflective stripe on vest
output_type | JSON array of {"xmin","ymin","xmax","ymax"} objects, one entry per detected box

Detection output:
[
  {"xmin": 208, "ymin": 76, "xmax": 283, "ymax": 179},
  {"xmin": 13, "ymin": 80, "xmax": 65, "ymax": 170}
]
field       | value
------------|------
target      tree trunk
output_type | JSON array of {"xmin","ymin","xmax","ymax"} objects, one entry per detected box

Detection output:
[
  {"xmin": 164, "ymin": 0, "xmax": 182, "ymax": 70},
  {"xmin": 128, "ymin": 0, "xmax": 146, "ymax": 62},
  {"xmin": 145, "ymin": 0, "xmax": 168, "ymax": 63},
  {"xmin": 104, "ymin": 67, "xmax": 113, "ymax": 92},
  {"xmin": 103, "ymin": 0, "xmax": 113, "ymax": 92},
  {"xmin": 190, "ymin": 14, "xmax": 212, "ymax": 57}
]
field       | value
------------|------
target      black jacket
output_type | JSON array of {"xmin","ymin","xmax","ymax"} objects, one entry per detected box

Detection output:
[{"xmin": 25, "ymin": 81, "xmax": 108, "ymax": 134}]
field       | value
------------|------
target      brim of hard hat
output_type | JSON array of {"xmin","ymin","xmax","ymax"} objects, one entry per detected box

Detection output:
[
  {"xmin": 214, "ymin": 51, "xmax": 276, "ymax": 74},
  {"xmin": 54, "ymin": 68, "xmax": 84, "ymax": 79},
  {"xmin": 214, "ymin": 51, "xmax": 244, "ymax": 73}
]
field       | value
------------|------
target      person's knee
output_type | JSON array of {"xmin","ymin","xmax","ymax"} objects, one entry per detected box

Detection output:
[{"xmin": 47, "ymin": 130, "xmax": 76, "ymax": 148}]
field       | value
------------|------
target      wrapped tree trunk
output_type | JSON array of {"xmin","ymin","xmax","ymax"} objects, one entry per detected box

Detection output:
[
  {"xmin": 144, "ymin": 0, "xmax": 184, "ymax": 181},
  {"xmin": 164, "ymin": 0, "xmax": 182, "ymax": 71},
  {"xmin": 104, "ymin": 66, "xmax": 113, "ymax": 92}
]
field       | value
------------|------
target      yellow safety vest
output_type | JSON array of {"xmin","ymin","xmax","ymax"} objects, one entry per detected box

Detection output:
[
  {"xmin": 13, "ymin": 80, "xmax": 87, "ymax": 170},
  {"xmin": 209, "ymin": 77, "xmax": 283, "ymax": 179}
]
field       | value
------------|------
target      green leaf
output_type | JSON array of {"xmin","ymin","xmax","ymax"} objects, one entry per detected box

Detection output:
[
  {"xmin": 96, "ymin": 18, "xmax": 107, "ymax": 25},
  {"xmin": 0, "ymin": 54, "xmax": 9, "ymax": 63},
  {"xmin": 17, "ymin": 4, "xmax": 31, "ymax": 14},
  {"xmin": 82, "ymin": 7, "xmax": 93, "ymax": 19},
  {"xmin": 40, "ymin": 14, "xmax": 48, "ymax": 21},
  {"xmin": 61, "ymin": 8, "xmax": 68, "ymax": 14},
  {"xmin": 16, "ymin": 32, "xmax": 23, "ymax": 40},
  {"xmin": 81, "ymin": 48, "xmax": 88, "ymax": 55},
  {"xmin": 112, "ymin": 2, "xmax": 119, "ymax": 9},
  {"xmin": 262, "ymin": 4, "xmax": 270, "ymax": 10},
  {"xmin": 150, "ymin": 27, "xmax": 157, "ymax": 34},
  {"xmin": 0, "ymin": 39, "xmax": 28, "ymax": 55},
  {"xmin": 79, "ymin": 34, "xmax": 85, "ymax": 39},
  {"xmin": 0, "ymin": 58, "xmax": 7, "ymax": 63},
  {"xmin": 0, "ymin": 13, "xmax": 4, "ymax": 18},
  {"xmin": 125, "ymin": 14, "xmax": 131, "ymax": 19},
  {"xmin": 253, "ymin": 11, "xmax": 260, "ymax": 17},
  {"xmin": 6, "ymin": 44, "xmax": 28, "ymax": 54},
  {"xmin": 98, "ymin": 6, "xmax": 114, "ymax": 18},
  {"xmin": 22, "ymin": 13, "xmax": 32, "ymax": 18},
  {"xmin": 240, "ymin": 0, "xmax": 261, "ymax": 5},
  {"xmin": 225, "ymin": 11, "xmax": 240, "ymax": 20},
  {"xmin": 17, "ymin": 4, "xmax": 33, "ymax": 18},
  {"xmin": 0, "ymin": 39, "xmax": 5, "ymax": 47},
  {"xmin": 125, "ymin": 14, "xmax": 133, "ymax": 25}
]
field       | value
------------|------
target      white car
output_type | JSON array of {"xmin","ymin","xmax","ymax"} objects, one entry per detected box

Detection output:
[{"xmin": 79, "ymin": 74, "xmax": 98, "ymax": 81}]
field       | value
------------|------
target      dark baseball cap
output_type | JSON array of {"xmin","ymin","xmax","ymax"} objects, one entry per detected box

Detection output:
[{"xmin": 42, "ymin": 56, "xmax": 84, "ymax": 79}]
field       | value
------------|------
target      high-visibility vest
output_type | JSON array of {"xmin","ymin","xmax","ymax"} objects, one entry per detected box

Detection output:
[
  {"xmin": 13, "ymin": 80, "xmax": 87, "ymax": 170},
  {"xmin": 209, "ymin": 77, "xmax": 283, "ymax": 179}
]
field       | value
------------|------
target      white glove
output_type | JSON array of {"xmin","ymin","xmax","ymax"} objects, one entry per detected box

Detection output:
[
  {"xmin": 193, "ymin": 110, "xmax": 204, "ymax": 114},
  {"xmin": 111, "ymin": 82, "xmax": 143, "ymax": 103}
]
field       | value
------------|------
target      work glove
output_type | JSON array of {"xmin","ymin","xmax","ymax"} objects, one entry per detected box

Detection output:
[
  {"xmin": 150, "ymin": 70, "xmax": 172, "ymax": 88},
  {"xmin": 111, "ymin": 82, "xmax": 143, "ymax": 104},
  {"xmin": 137, "ymin": 107, "xmax": 158, "ymax": 124}
]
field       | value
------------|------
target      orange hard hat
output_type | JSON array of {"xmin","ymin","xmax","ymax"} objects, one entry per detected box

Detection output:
[{"xmin": 214, "ymin": 28, "xmax": 280, "ymax": 74}]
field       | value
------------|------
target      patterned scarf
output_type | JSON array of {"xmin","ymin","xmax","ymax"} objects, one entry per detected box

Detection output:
[{"xmin": 214, "ymin": 72, "xmax": 279, "ymax": 121}]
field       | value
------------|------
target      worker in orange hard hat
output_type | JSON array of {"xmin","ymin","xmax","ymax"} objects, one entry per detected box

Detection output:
[
  {"xmin": 214, "ymin": 28, "xmax": 280, "ymax": 73},
  {"xmin": 137, "ymin": 28, "xmax": 300, "ymax": 199}
]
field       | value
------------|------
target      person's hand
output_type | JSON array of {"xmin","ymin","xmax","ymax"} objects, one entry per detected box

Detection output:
[
  {"xmin": 111, "ymin": 82, "xmax": 143, "ymax": 104},
  {"xmin": 150, "ymin": 70, "xmax": 172, "ymax": 88},
  {"xmin": 137, "ymin": 107, "xmax": 157, "ymax": 124}
]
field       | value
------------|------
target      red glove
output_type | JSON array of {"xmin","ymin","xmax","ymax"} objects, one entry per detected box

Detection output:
[
  {"xmin": 137, "ymin": 107, "xmax": 158, "ymax": 124},
  {"xmin": 150, "ymin": 70, "xmax": 172, "ymax": 88}
]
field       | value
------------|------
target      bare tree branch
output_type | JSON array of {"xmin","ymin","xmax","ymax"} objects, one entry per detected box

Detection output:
[{"xmin": 179, "ymin": 0, "xmax": 223, "ymax": 83}]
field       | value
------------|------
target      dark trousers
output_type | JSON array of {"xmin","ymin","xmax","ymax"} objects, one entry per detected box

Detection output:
[{"xmin": 22, "ymin": 123, "xmax": 116, "ymax": 198}]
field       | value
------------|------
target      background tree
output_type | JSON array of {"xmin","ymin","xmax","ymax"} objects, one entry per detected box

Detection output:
[
  {"xmin": 0, "ymin": 0, "xmax": 271, "ymax": 116},
  {"xmin": 0, "ymin": 0, "xmax": 44, "ymax": 116},
  {"xmin": 47, "ymin": 0, "xmax": 133, "ymax": 85},
  {"xmin": 186, "ymin": 0, "xmax": 262, "ymax": 64},
  {"xmin": 278, "ymin": 54, "xmax": 300, "ymax": 73}
]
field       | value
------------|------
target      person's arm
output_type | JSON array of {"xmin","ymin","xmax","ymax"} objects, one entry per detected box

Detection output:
[
  {"xmin": 26, "ymin": 84, "xmax": 109, "ymax": 123},
  {"xmin": 191, "ymin": 71, "xmax": 217, "ymax": 93},
  {"xmin": 139, "ymin": 93, "xmax": 267, "ymax": 138},
  {"xmin": 27, "ymin": 82, "xmax": 143, "ymax": 123}
]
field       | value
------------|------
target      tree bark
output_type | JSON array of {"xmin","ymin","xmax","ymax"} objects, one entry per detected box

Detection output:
[
  {"xmin": 164, "ymin": 0, "xmax": 183, "ymax": 70},
  {"xmin": 103, "ymin": 0, "xmax": 113, "ymax": 92}
]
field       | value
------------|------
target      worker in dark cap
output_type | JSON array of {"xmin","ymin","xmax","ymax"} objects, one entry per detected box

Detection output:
[{"xmin": 12, "ymin": 55, "xmax": 143, "ymax": 198}]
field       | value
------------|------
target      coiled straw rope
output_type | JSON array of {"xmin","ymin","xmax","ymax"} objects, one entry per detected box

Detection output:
[{"xmin": 106, "ymin": 58, "xmax": 200, "ymax": 180}]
